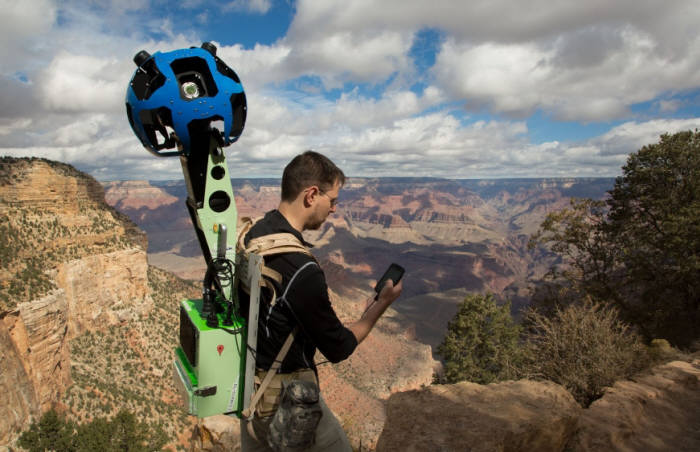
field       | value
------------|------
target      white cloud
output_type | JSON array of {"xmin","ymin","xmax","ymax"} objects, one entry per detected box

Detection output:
[
  {"xmin": 592, "ymin": 119, "xmax": 700, "ymax": 157},
  {"xmin": 52, "ymin": 114, "xmax": 111, "ymax": 146},
  {"xmin": 290, "ymin": 0, "xmax": 697, "ymax": 45},
  {"xmin": 333, "ymin": 90, "xmax": 427, "ymax": 130},
  {"xmin": 289, "ymin": 0, "xmax": 700, "ymax": 120},
  {"xmin": 103, "ymin": 0, "xmax": 148, "ymax": 14},
  {"xmin": 0, "ymin": 0, "xmax": 57, "ymax": 68},
  {"xmin": 2, "ymin": 119, "xmax": 183, "ymax": 181},
  {"xmin": 38, "ymin": 52, "xmax": 131, "ymax": 113},
  {"xmin": 223, "ymin": 0, "xmax": 272, "ymax": 14},
  {"xmin": 217, "ymin": 43, "xmax": 293, "ymax": 90},
  {"xmin": 196, "ymin": 12, "xmax": 209, "ymax": 24},
  {"xmin": 433, "ymin": 25, "xmax": 700, "ymax": 121},
  {"xmin": 5, "ymin": 88, "xmax": 700, "ymax": 180},
  {"xmin": 433, "ymin": 41, "xmax": 552, "ymax": 118},
  {"xmin": 0, "ymin": 118, "xmax": 32, "ymax": 136},
  {"xmin": 657, "ymin": 99, "xmax": 681, "ymax": 113},
  {"xmin": 0, "ymin": 0, "xmax": 56, "ymax": 42},
  {"xmin": 2, "ymin": 0, "xmax": 700, "ymax": 182},
  {"xmin": 284, "ymin": 30, "xmax": 414, "ymax": 88}
]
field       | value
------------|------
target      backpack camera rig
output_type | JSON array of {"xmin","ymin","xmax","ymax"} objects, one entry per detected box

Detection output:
[{"xmin": 125, "ymin": 42, "xmax": 261, "ymax": 418}]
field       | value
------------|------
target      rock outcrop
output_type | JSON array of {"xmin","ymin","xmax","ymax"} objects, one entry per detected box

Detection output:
[
  {"xmin": 191, "ymin": 356, "xmax": 700, "ymax": 452},
  {"xmin": 190, "ymin": 415, "xmax": 241, "ymax": 452},
  {"xmin": 0, "ymin": 318, "xmax": 38, "ymax": 445},
  {"xmin": 3, "ymin": 291, "xmax": 70, "ymax": 415},
  {"xmin": 103, "ymin": 180, "xmax": 178, "ymax": 211},
  {"xmin": 376, "ymin": 355, "xmax": 700, "ymax": 452},
  {"xmin": 0, "ymin": 157, "xmax": 150, "ymax": 445},
  {"xmin": 376, "ymin": 380, "xmax": 580, "ymax": 452},
  {"xmin": 0, "ymin": 157, "xmax": 104, "ymax": 213},
  {"xmin": 570, "ymin": 357, "xmax": 700, "ymax": 451},
  {"xmin": 56, "ymin": 249, "xmax": 150, "ymax": 336}
]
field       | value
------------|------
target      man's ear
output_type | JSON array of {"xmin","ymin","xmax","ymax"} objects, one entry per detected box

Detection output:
[{"xmin": 303, "ymin": 186, "xmax": 319, "ymax": 207}]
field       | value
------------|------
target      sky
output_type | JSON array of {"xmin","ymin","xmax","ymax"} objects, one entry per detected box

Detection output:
[{"xmin": 1, "ymin": 0, "xmax": 700, "ymax": 181}]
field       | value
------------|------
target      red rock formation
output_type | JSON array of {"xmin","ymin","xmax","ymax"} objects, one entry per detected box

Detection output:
[
  {"xmin": 0, "ymin": 158, "xmax": 150, "ymax": 444},
  {"xmin": 103, "ymin": 180, "xmax": 178, "ymax": 211},
  {"xmin": 0, "ymin": 317, "xmax": 38, "ymax": 445}
]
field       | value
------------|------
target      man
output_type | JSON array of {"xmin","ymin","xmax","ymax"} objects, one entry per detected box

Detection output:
[{"xmin": 240, "ymin": 150, "xmax": 402, "ymax": 451}]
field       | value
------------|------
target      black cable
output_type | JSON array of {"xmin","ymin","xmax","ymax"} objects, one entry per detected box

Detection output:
[
  {"xmin": 211, "ymin": 257, "xmax": 234, "ymax": 300},
  {"xmin": 362, "ymin": 298, "xmax": 378, "ymax": 318},
  {"xmin": 275, "ymin": 266, "xmax": 349, "ymax": 370},
  {"xmin": 245, "ymin": 343, "xmax": 286, "ymax": 366},
  {"xmin": 243, "ymin": 261, "xmax": 339, "ymax": 371},
  {"xmin": 220, "ymin": 327, "xmax": 243, "ymax": 335},
  {"xmin": 233, "ymin": 324, "xmax": 242, "ymax": 361}
]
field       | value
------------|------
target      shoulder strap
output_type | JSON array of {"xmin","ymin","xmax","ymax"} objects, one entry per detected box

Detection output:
[
  {"xmin": 246, "ymin": 233, "xmax": 313, "ymax": 257},
  {"xmin": 237, "ymin": 217, "xmax": 313, "ymax": 259},
  {"xmin": 237, "ymin": 216, "xmax": 317, "ymax": 306}
]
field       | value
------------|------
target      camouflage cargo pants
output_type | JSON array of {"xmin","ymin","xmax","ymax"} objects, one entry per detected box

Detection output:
[{"xmin": 240, "ymin": 394, "xmax": 352, "ymax": 452}]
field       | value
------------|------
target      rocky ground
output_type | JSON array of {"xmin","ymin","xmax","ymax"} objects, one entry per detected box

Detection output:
[
  {"xmin": 376, "ymin": 354, "xmax": 700, "ymax": 451},
  {"xmin": 570, "ymin": 357, "xmax": 700, "ymax": 451}
]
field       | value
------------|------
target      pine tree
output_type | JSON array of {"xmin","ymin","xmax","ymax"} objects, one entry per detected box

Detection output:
[
  {"xmin": 531, "ymin": 130, "xmax": 700, "ymax": 346},
  {"xmin": 437, "ymin": 293, "xmax": 522, "ymax": 384},
  {"xmin": 18, "ymin": 410, "xmax": 75, "ymax": 452}
]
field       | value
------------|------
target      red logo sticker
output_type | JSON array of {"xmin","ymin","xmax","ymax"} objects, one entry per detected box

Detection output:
[{"xmin": 217, "ymin": 345, "xmax": 224, "ymax": 356}]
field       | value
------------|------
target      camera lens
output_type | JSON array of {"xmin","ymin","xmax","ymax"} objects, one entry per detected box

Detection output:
[{"xmin": 181, "ymin": 81, "xmax": 200, "ymax": 99}]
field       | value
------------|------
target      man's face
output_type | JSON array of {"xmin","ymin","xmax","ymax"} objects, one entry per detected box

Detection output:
[{"xmin": 305, "ymin": 180, "xmax": 340, "ymax": 230}]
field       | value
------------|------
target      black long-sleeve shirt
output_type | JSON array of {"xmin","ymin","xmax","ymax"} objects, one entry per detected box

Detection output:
[{"xmin": 241, "ymin": 210, "xmax": 357, "ymax": 373}]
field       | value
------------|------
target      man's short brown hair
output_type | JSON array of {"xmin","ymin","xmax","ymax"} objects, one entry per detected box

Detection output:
[{"xmin": 281, "ymin": 150, "xmax": 345, "ymax": 201}]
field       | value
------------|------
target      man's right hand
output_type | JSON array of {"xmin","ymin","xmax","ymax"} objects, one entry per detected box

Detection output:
[
  {"xmin": 350, "ymin": 278, "xmax": 403, "ymax": 344},
  {"xmin": 377, "ymin": 279, "xmax": 402, "ymax": 306}
]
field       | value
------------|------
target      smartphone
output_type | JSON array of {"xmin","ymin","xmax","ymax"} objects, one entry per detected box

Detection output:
[{"xmin": 374, "ymin": 263, "xmax": 405, "ymax": 295}]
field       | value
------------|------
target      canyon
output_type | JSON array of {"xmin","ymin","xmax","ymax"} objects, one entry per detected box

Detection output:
[
  {"xmin": 104, "ymin": 176, "xmax": 613, "ymax": 351},
  {"xmin": 1, "ymin": 158, "xmax": 438, "ymax": 449},
  {"xmin": 3, "ymin": 157, "xmax": 698, "ymax": 451}
]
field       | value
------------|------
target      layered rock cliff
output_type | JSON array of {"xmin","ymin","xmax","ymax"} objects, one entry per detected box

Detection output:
[
  {"xmin": 0, "ymin": 157, "xmax": 150, "ymax": 444},
  {"xmin": 0, "ymin": 317, "xmax": 38, "ymax": 446}
]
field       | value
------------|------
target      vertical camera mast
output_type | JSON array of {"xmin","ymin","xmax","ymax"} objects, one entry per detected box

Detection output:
[{"xmin": 125, "ymin": 42, "xmax": 255, "ymax": 417}]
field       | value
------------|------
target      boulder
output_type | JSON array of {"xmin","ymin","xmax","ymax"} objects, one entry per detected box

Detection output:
[
  {"xmin": 570, "ymin": 357, "xmax": 700, "ymax": 451},
  {"xmin": 190, "ymin": 415, "xmax": 241, "ymax": 452},
  {"xmin": 376, "ymin": 379, "xmax": 580, "ymax": 452}
]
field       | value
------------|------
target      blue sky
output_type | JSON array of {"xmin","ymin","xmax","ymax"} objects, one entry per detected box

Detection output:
[{"xmin": 1, "ymin": 0, "xmax": 700, "ymax": 180}]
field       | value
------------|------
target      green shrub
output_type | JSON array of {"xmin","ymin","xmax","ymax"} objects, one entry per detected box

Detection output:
[
  {"xmin": 19, "ymin": 409, "xmax": 167, "ymax": 452},
  {"xmin": 523, "ymin": 299, "xmax": 649, "ymax": 406},
  {"xmin": 18, "ymin": 410, "xmax": 75, "ymax": 452},
  {"xmin": 437, "ymin": 293, "xmax": 523, "ymax": 384}
]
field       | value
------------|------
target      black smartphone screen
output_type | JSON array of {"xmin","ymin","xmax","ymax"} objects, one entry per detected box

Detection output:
[{"xmin": 374, "ymin": 263, "xmax": 405, "ymax": 294}]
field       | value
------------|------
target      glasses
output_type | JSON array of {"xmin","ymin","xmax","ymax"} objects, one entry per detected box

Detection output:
[{"xmin": 319, "ymin": 189, "xmax": 339, "ymax": 208}]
